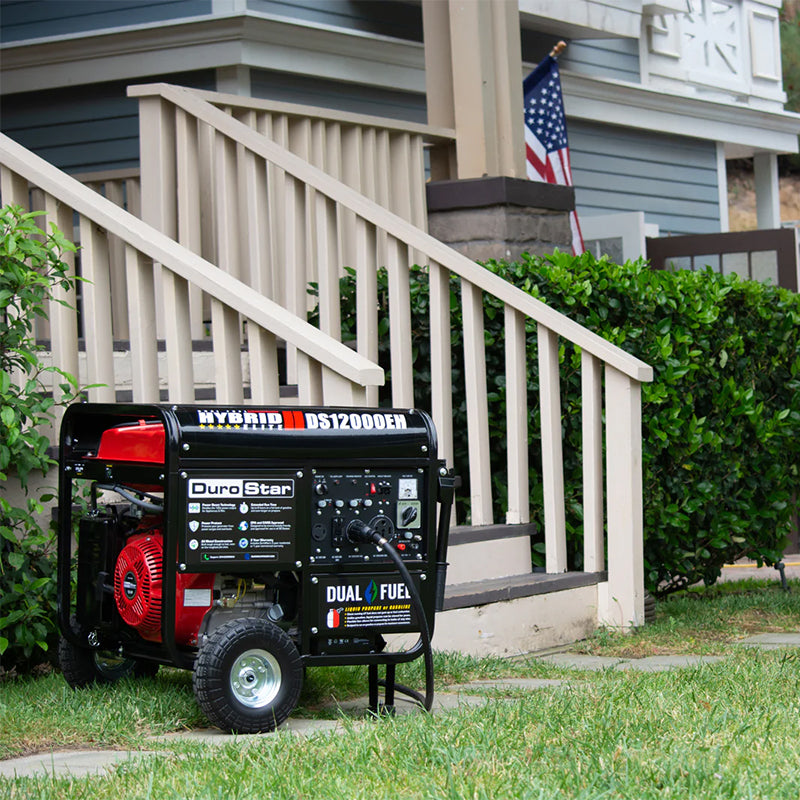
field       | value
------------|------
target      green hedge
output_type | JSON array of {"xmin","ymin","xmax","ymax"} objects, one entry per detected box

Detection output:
[
  {"xmin": 1, "ymin": 205, "xmax": 79, "ymax": 674},
  {"xmin": 323, "ymin": 251, "xmax": 800, "ymax": 595}
]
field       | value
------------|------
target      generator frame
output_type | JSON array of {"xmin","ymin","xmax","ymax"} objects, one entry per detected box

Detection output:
[{"xmin": 57, "ymin": 403, "xmax": 453, "ymax": 729}]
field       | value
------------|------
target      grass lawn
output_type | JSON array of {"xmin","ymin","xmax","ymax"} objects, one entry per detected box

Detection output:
[{"xmin": 3, "ymin": 579, "xmax": 800, "ymax": 798}]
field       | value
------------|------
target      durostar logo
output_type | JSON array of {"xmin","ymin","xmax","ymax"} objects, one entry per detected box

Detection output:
[{"xmin": 364, "ymin": 580, "xmax": 378, "ymax": 605}]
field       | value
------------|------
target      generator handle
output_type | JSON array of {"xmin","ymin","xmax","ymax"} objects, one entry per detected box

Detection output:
[{"xmin": 434, "ymin": 465, "xmax": 456, "ymax": 613}]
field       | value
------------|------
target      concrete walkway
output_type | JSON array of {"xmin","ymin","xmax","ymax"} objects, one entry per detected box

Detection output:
[{"xmin": 4, "ymin": 632, "xmax": 800, "ymax": 780}]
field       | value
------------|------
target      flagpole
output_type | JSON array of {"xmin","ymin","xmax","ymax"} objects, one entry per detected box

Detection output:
[{"xmin": 549, "ymin": 41, "xmax": 567, "ymax": 59}]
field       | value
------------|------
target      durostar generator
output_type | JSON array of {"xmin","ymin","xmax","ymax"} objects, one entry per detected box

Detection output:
[{"xmin": 56, "ymin": 403, "xmax": 453, "ymax": 733}]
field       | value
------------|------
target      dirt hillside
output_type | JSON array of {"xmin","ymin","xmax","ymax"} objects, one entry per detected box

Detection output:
[{"xmin": 727, "ymin": 169, "xmax": 800, "ymax": 230}]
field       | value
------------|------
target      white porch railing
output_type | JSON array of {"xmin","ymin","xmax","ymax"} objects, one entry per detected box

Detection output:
[
  {"xmin": 0, "ymin": 133, "xmax": 384, "ymax": 411},
  {"xmin": 124, "ymin": 83, "xmax": 653, "ymax": 627}
]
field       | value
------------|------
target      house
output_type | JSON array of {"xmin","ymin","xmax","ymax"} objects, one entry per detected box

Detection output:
[
  {"xmin": 2, "ymin": 0, "xmax": 798, "ymax": 257},
  {"xmin": 0, "ymin": 0, "xmax": 796, "ymax": 654}
]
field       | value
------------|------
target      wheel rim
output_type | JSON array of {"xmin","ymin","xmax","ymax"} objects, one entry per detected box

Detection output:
[{"xmin": 229, "ymin": 648, "xmax": 282, "ymax": 708}]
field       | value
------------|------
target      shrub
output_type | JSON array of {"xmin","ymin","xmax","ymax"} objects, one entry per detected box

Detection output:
[
  {"xmin": 322, "ymin": 252, "xmax": 800, "ymax": 595},
  {"xmin": 0, "ymin": 205, "xmax": 80, "ymax": 674}
]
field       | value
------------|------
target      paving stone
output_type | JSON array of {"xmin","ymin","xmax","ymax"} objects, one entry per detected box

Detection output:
[
  {"xmin": 614, "ymin": 655, "xmax": 724, "ymax": 671},
  {"xmin": 537, "ymin": 653, "xmax": 626, "ymax": 671},
  {"xmin": 0, "ymin": 749, "xmax": 163, "ymax": 779},
  {"xmin": 737, "ymin": 633, "xmax": 800, "ymax": 648},
  {"xmin": 445, "ymin": 678, "xmax": 563, "ymax": 692}
]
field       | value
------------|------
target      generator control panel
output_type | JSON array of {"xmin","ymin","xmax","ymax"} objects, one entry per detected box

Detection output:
[{"xmin": 309, "ymin": 468, "xmax": 428, "ymax": 565}]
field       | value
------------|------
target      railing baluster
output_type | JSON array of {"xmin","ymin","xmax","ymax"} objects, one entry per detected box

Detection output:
[
  {"xmin": 79, "ymin": 216, "xmax": 115, "ymax": 402},
  {"xmin": 386, "ymin": 236, "xmax": 414, "ymax": 408},
  {"xmin": 340, "ymin": 125, "xmax": 362, "ymax": 273},
  {"xmin": 176, "ymin": 108, "xmax": 205, "ymax": 340},
  {"xmin": 429, "ymin": 259, "xmax": 454, "ymax": 471},
  {"xmin": 355, "ymin": 217, "xmax": 378, "ymax": 407},
  {"xmin": 315, "ymin": 193, "xmax": 341, "ymax": 341},
  {"xmin": 248, "ymin": 324, "xmax": 280, "ymax": 405},
  {"xmin": 124, "ymin": 245, "xmax": 160, "ymax": 402},
  {"xmin": 212, "ymin": 130, "xmax": 244, "ymax": 403},
  {"xmin": 321, "ymin": 365, "xmax": 367, "ymax": 406},
  {"xmin": 127, "ymin": 176, "xmax": 142, "ymax": 218},
  {"xmin": 283, "ymin": 173, "xmax": 307, "ymax": 388},
  {"xmin": 538, "ymin": 324, "xmax": 567, "ymax": 572},
  {"xmin": 266, "ymin": 113, "xmax": 288, "ymax": 307},
  {"xmin": 198, "ymin": 120, "xmax": 217, "ymax": 337},
  {"xmin": 161, "ymin": 268, "xmax": 195, "ymax": 403},
  {"xmin": 239, "ymin": 113, "xmax": 277, "ymax": 404},
  {"xmin": 603, "ymin": 365, "xmax": 645, "ymax": 627},
  {"xmin": 582, "ymin": 350, "xmax": 604, "ymax": 572},
  {"xmin": 409, "ymin": 134, "xmax": 427, "ymax": 233},
  {"xmin": 389, "ymin": 133, "xmax": 412, "ymax": 222},
  {"xmin": 138, "ymin": 96, "xmax": 177, "ymax": 340},
  {"xmin": 374, "ymin": 130, "xmax": 390, "ymax": 267},
  {"xmin": 461, "ymin": 280, "xmax": 493, "ymax": 525},
  {"xmin": 44, "ymin": 194, "xmax": 79, "ymax": 422},
  {"xmin": 104, "ymin": 180, "xmax": 130, "ymax": 339},
  {"xmin": 1, "ymin": 167, "xmax": 29, "ymax": 208},
  {"xmin": 504, "ymin": 306, "xmax": 529, "ymax": 524},
  {"xmin": 296, "ymin": 352, "xmax": 323, "ymax": 405}
]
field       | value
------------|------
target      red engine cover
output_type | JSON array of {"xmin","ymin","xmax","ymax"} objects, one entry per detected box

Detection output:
[
  {"xmin": 97, "ymin": 420, "xmax": 165, "ymax": 464},
  {"xmin": 114, "ymin": 531, "xmax": 214, "ymax": 646}
]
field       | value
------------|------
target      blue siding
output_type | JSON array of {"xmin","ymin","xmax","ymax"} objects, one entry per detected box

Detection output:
[
  {"xmin": 521, "ymin": 33, "xmax": 640, "ymax": 84},
  {"xmin": 0, "ymin": 71, "xmax": 215, "ymax": 173},
  {"xmin": 251, "ymin": 69, "xmax": 427, "ymax": 123},
  {"xmin": 0, "ymin": 1, "xmax": 211, "ymax": 43},
  {"xmin": 246, "ymin": 1, "xmax": 422, "ymax": 41},
  {"xmin": 560, "ymin": 39, "xmax": 640, "ymax": 83},
  {"xmin": 569, "ymin": 121, "xmax": 721, "ymax": 236}
]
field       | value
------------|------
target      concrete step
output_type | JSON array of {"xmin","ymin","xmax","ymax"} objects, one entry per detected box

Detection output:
[
  {"xmin": 442, "ymin": 570, "xmax": 607, "ymax": 612},
  {"xmin": 37, "ymin": 339, "xmax": 298, "ymax": 402},
  {"xmin": 445, "ymin": 523, "xmax": 535, "ymax": 585}
]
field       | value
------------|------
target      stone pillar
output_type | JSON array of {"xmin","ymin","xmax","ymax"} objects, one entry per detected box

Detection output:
[{"xmin": 427, "ymin": 177, "xmax": 573, "ymax": 262}]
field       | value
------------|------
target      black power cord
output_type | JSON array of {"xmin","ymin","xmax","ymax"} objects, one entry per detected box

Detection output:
[{"xmin": 346, "ymin": 519, "xmax": 434, "ymax": 712}]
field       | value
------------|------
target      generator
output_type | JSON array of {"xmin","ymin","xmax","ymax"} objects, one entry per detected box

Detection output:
[{"xmin": 56, "ymin": 403, "xmax": 453, "ymax": 733}]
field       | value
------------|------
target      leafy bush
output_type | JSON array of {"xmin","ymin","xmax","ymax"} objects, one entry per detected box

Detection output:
[
  {"xmin": 0, "ymin": 205, "xmax": 79, "ymax": 674},
  {"xmin": 321, "ymin": 252, "xmax": 800, "ymax": 595}
]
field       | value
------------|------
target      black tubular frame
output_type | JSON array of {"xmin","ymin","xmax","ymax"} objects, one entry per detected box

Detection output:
[{"xmin": 57, "ymin": 403, "xmax": 452, "ymax": 675}]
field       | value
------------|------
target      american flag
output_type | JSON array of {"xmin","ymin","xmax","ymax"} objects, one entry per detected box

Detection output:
[{"xmin": 523, "ymin": 55, "xmax": 585, "ymax": 255}]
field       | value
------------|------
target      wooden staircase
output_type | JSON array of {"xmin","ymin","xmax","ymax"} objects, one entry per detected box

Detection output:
[{"xmin": 1, "ymin": 84, "xmax": 653, "ymax": 652}]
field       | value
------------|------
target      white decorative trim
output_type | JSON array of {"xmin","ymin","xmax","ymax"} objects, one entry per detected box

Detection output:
[
  {"xmin": 0, "ymin": 13, "xmax": 426, "ymax": 96},
  {"xmin": 518, "ymin": 0, "xmax": 642, "ymax": 39},
  {"xmin": 559, "ymin": 69, "xmax": 800, "ymax": 155},
  {"xmin": 748, "ymin": 7, "xmax": 781, "ymax": 82}
]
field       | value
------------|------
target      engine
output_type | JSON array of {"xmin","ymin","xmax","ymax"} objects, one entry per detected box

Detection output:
[{"xmin": 113, "ymin": 525, "xmax": 215, "ymax": 646}]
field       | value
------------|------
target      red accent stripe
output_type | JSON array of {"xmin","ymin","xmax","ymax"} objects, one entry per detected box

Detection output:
[
  {"xmin": 282, "ymin": 410, "xmax": 296, "ymax": 429},
  {"xmin": 292, "ymin": 410, "xmax": 305, "ymax": 429}
]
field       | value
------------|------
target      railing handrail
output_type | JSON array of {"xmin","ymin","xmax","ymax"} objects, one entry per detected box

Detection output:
[
  {"xmin": 129, "ymin": 83, "xmax": 456, "ymax": 145},
  {"xmin": 131, "ymin": 83, "xmax": 653, "ymax": 383},
  {"xmin": 0, "ymin": 131, "xmax": 384, "ymax": 389}
]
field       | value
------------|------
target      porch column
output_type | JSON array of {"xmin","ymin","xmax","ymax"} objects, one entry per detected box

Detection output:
[
  {"xmin": 422, "ymin": 0, "xmax": 526, "ymax": 180},
  {"xmin": 422, "ymin": 0, "xmax": 572, "ymax": 259},
  {"xmin": 216, "ymin": 65, "xmax": 252, "ymax": 96},
  {"xmin": 754, "ymin": 152, "xmax": 781, "ymax": 229}
]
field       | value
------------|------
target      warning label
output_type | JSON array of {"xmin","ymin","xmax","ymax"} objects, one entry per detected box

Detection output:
[
  {"xmin": 317, "ymin": 574, "xmax": 420, "ymax": 632},
  {"xmin": 183, "ymin": 473, "xmax": 297, "ymax": 566}
]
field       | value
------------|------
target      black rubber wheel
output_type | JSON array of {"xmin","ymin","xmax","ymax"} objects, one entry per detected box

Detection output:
[
  {"xmin": 192, "ymin": 617, "xmax": 303, "ymax": 734},
  {"xmin": 58, "ymin": 635, "xmax": 158, "ymax": 687}
]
